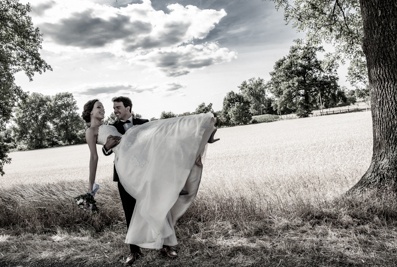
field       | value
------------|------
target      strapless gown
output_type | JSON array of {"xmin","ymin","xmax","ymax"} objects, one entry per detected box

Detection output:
[{"xmin": 96, "ymin": 113, "xmax": 216, "ymax": 249}]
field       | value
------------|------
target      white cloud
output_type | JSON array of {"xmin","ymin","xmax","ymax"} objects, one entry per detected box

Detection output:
[
  {"xmin": 134, "ymin": 42, "xmax": 237, "ymax": 76},
  {"xmin": 76, "ymin": 83, "xmax": 141, "ymax": 96},
  {"xmin": 75, "ymin": 80, "xmax": 187, "ymax": 96},
  {"xmin": 26, "ymin": 0, "xmax": 236, "ymax": 77}
]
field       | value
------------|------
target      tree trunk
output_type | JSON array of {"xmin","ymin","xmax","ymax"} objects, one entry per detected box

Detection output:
[{"xmin": 350, "ymin": 0, "xmax": 397, "ymax": 191}]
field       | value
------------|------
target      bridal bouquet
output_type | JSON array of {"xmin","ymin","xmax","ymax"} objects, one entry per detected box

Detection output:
[
  {"xmin": 74, "ymin": 183, "xmax": 100, "ymax": 214},
  {"xmin": 74, "ymin": 193, "xmax": 99, "ymax": 214}
]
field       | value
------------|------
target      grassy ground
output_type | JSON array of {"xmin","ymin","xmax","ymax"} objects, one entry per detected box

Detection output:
[{"xmin": 2, "ymin": 111, "xmax": 397, "ymax": 266}]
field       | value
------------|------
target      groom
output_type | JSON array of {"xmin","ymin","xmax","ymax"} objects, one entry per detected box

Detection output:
[
  {"xmin": 103, "ymin": 96, "xmax": 174, "ymax": 264},
  {"xmin": 102, "ymin": 96, "xmax": 147, "ymax": 264}
]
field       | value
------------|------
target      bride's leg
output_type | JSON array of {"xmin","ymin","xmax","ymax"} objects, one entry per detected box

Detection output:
[
  {"xmin": 195, "ymin": 155, "xmax": 203, "ymax": 166},
  {"xmin": 179, "ymin": 154, "xmax": 202, "ymax": 195}
]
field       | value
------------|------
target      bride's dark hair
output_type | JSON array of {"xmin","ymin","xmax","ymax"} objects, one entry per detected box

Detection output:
[{"xmin": 82, "ymin": 99, "xmax": 99, "ymax": 123}]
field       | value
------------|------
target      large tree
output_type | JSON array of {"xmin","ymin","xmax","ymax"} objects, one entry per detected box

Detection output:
[
  {"xmin": 270, "ymin": 0, "xmax": 397, "ymax": 191},
  {"xmin": 222, "ymin": 91, "xmax": 252, "ymax": 125},
  {"xmin": 12, "ymin": 92, "xmax": 85, "ymax": 149},
  {"xmin": 238, "ymin": 77, "xmax": 275, "ymax": 115},
  {"xmin": 0, "ymin": 0, "xmax": 51, "ymax": 174},
  {"xmin": 13, "ymin": 93, "xmax": 53, "ymax": 150},
  {"xmin": 50, "ymin": 92, "xmax": 85, "ymax": 145},
  {"xmin": 269, "ymin": 0, "xmax": 366, "ymax": 88},
  {"xmin": 267, "ymin": 40, "xmax": 342, "ymax": 118},
  {"xmin": 195, "ymin": 102, "xmax": 215, "ymax": 115}
]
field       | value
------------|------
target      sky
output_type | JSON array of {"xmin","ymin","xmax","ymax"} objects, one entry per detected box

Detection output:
[{"xmin": 16, "ymin": 0, "xmax": 349, "ymax": 119}]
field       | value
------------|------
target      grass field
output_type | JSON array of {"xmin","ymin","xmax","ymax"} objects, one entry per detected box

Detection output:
[{"xmin": 3, "ymin": 111, "xmax": 397, "ymax": 266}]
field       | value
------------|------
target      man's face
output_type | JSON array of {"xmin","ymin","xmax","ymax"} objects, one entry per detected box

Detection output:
[{"xmin": 113, "ymin": 101, "xmax": 130, "ymax": 121}]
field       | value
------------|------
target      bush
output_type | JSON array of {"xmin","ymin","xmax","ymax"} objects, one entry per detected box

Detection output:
[
  {"xmin": 16, "ymin": 144, "xmax": 28, "ymax": 151},
  {"xmin": 6, "ymin": 142, "xmax": 17, "ymax": 150},
  {"xmin": 251, "ymin": 114, "xmax": 280, "ymax": 124}
]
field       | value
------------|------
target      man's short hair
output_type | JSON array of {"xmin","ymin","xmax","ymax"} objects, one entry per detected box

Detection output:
[{"xmin": 112, "ymin": 96, "xmax": 132, "ymax": 111}]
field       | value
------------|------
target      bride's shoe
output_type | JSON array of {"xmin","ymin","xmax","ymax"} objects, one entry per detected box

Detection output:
[
  {"xmin": 208, "ymin": 128, "xmax": 220, "ymax": 143},
  {"xmin": 179, "ymin": 190, "xmax": 189, "ymax": 195}
]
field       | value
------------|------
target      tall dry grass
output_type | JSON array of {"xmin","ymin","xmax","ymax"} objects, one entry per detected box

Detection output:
[{"xmin": 2, "ymin": 111, "xmax": 397, "ymax": 266}]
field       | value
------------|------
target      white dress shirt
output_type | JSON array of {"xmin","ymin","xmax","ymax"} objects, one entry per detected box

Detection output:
[{"xmin": 121, "ymin": 115, "xmax": 134, "ymax": 132}]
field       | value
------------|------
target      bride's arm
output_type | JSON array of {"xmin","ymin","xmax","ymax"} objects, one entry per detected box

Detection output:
[{"xmin": 86, "ymin": 128, "xmax": 98, "ymax": 194}]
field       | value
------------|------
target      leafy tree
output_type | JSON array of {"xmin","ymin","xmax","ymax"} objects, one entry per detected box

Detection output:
[
  {"xmin": 104, "ymin": 111, "xmax": 141, "ymax": 123},
  {"xmin": 222, "ymin": 91, "xmax": 252, "ymax": 125},
  {"xmin": 50, "ymin": 93, "xmax": 85, "ymax": 145},
  {"xmin": 160, "ymin": 111, "xmax": 177, "ymax": 120},
  {"xmin": 0, "ymin": 0, "xmax": 51, "ymax": 174},
  {"xmin": 268, "ymin": 0, "xmax": 366, "ymax": 88},
  {"xmin": 213, "ymin": 110, "xmax": 228, "ymax": 127},
  {"xmin": 195, "ymin": 102, "xmax": 214, "ymax": 114},
  {"xmin": 347, "ymin": 57, "xmax": 369, "ymax": 91},
  {"xmin": 354, "ymin": 87, "xmax": 370, "ymax": 102},
  {"xmin": 104, "ymin": 113, "xmax": 117, "ymax": 125},
  {"xmin": 269, "ymin": 0, "xmax": 397, "ymax": 191},
  {"xmin": 12, "ymin": 92, "xmax": 85, "ymax": 149},
  {"xmin": 221, "ymin": 92, "xmax": 235, "ymax": 125},
  {"xmin": 238, "ymin": 78, "xmax": 275, "ymax": 115},
  {"xmin": 12, "ymin": 93, "xmax": 52, "ymax": 150},
  {"xmin": 267, "ymin": 40, "xmax": 341, "ymax": 118},
  {"xmin": 178, "ymin": 111, "xmax": 193, "ymax": 117},
  {"xmin": 345, "ymin": 88, "xmax": 357, "ymax": 105}
]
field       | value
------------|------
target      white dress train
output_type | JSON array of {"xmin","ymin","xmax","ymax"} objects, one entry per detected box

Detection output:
[{"xmin": 97, "ymin": 113, "xmax": 216, "ymax": 249}]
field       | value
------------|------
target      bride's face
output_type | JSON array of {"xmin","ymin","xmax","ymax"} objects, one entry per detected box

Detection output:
[{"xmin": 91, "ymin": 101, "xmax": 105, "ymax": 120}]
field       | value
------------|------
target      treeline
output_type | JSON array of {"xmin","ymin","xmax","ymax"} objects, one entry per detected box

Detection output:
[
  {"xmin": 2, "ymin": 92, "xmax": 86, "ymax": 151},
  {"xmin": 154, "ymin": 41, "xmax": 370, "ymax": 127}
]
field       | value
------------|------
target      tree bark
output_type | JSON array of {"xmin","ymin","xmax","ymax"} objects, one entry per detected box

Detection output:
[{"xmin": 350, "ymin": 0, "xmax": 397, "ymax": 191}]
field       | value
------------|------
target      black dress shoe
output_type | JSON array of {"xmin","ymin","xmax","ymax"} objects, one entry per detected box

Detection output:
[
  {"xmin": 179, "ymin": 190, "xmax": 189, "ymax": 195},
  {"xmin": 125, "ymin": 251, "xmax": 143, "ymax": 265},
  {"xmin": 160, "ymin": 246, "xmax": 178, "ymax": 258}
]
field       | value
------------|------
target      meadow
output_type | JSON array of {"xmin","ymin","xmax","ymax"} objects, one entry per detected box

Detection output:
[{"xmin": 2, "ymin": 111, "xmax": 397, "ymax": 266}]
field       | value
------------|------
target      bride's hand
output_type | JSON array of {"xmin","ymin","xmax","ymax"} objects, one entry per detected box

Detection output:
[{"xmin": 88, "ymin": 186, "xmax": 93, "ymax": 196}]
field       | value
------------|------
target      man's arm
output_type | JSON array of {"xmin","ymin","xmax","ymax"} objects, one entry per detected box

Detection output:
[
  {"xmin": 102, "ymin": 135, "xmax": 121, "ymax": 156},
  {"xmin": 102, "ymin": 145, "xmax": 113, "ymax": 156}
]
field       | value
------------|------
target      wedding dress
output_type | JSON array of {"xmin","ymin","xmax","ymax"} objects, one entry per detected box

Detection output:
[{"xmin": 96, "ymin": 113, "xmax": 216, "ymax": 249}]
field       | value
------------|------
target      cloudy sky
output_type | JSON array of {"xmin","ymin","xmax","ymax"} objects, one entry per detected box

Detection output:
[{"xmin": 16, "ymin": 0, "xmax": 349, "ymax": 119}]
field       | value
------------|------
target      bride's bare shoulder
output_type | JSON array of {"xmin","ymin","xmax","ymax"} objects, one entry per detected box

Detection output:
[{"xmin": 85, "ymin": 126, "xmax": 99, "ymax": 140}]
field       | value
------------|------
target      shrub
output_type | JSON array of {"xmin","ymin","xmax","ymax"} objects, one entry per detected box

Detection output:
[
  {"xmin": 251, "ymin": 114, "xmax": 280, "ymax": 124},
  {"xmin": 16, "ymin": 144, "xmax": 28, "ymax": 151}
]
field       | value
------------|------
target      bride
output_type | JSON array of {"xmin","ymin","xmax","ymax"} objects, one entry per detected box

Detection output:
[{"xmin": 82, "ymin": 99, "xmax": 218, "ymax": 256}]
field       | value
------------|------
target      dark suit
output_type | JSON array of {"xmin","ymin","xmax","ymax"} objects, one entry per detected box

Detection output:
[{"xmin": 102, "ymin": 118, "xmax": 149, "ymax": 253}]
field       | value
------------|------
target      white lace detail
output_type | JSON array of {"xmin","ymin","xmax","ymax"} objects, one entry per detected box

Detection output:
[{"xmin": 129, "ymin": 155, "xmax": 148, "ymax": 168}]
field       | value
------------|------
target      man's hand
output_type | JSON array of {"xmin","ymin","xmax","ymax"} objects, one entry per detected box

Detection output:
[{"xmin": 104, "ymin": 135, "xmax": 121, "ymax": 150}]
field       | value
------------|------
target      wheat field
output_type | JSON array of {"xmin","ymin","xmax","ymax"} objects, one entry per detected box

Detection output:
[
  {"xmin": 2, "ymin": 111, "xmax": 372, "ymax": 197},
  {"xmin": 4, "ymin": 111, "xmax": 396, "ymax": 267}
]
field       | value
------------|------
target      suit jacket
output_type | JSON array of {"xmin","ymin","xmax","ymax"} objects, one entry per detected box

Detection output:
[{"xmin": 102, "ymin": 118, "xmax": 149, "ymax": 182}]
